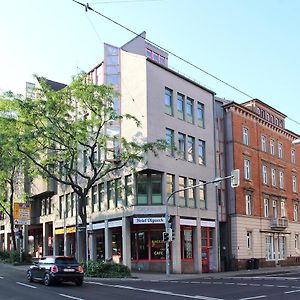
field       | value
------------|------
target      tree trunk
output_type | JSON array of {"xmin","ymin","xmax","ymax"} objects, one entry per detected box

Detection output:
[{"xmin": 77, "ymin": 194, "xmax": 87, "ymax": 261}]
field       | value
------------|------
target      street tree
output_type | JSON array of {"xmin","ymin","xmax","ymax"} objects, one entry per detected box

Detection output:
[
  {"xmin": 0, "ymin": 94, "xmax": 30, "ymax": 252},
  {"xmin": 8, "ymin": 73, "xmax": 166, "ymax": 258}
]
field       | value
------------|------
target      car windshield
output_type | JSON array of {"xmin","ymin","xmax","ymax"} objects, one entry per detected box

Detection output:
[{"xmin": 55, "ymin": 257, "xmax": 78, "ymax": 264}]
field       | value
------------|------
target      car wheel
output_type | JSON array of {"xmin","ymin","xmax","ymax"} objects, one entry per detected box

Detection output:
[
  {"xmin": 75, "ymin": 279, "xmax": 83, "ymax": 286},
  {"xmin": 26, "ymin": 270, "xmax": 33, "ymax": 282},
  {"xmin": 44, "ymin": 273, "xmax": 52, "ymax": 286}
]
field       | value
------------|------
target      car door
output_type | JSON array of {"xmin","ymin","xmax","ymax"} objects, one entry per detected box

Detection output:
[{"xmin": 35, "ymin": 257, "xmax": 47, "ymax": 280}]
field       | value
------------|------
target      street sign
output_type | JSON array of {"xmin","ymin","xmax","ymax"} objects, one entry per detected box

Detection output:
[
  {"xmin": 13, "ymin": 203, "xmax": 31, "ymax": 225},
  {"xmin": 231, "ymin": 169, "xmax": 240, "ymax": 188}
]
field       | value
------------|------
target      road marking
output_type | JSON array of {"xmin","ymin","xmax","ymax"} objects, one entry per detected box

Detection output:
[
  {"xmin": 238, "ymin": 296, "xmax": 266, "ymax": 300},
  {"xmin": 285, "ymin": 289, "xmax": 300, "ymax": 294},
  {"xmin": 16, "ymin": 282, "xmax": 37, "ymax": 289},
  {"xmin": 0, "ymin": 276, "xmax": 3, "ymax": 279},
  {"xmin": 277, "ymin": 285, "xmax": 289, "ymax": 288},
  {"xmin": 262, "ymin": 284, "xmax": 274, "ymax": 287},
  {"xmin": 59, "ymin": 294, "xmax": 85, "ymax": 300},
  {"xmin": 86, "ymin": 281, "xmax": 224, "ymax": 299}
]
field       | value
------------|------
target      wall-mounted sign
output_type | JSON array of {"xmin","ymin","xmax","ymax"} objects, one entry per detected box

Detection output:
[
  {"xmin": 180, "ymin": 218, "xmax": 197, "ymax": 226},
  {"xmin": 133, "ymin": 217, "xmax": 165, "ymax": 225},
  {"xmin": 201, "ymin": 220, "xmax": 216, "ymax": 228},
  {"xmin": 108, "ymin": 220, "xmax": 122, "ymax": 228},
  {"xmin": 13, "ymin": 203, "xmax": 31, "ymax": 225},
  {"xmin": 55, "ymin": 226, "xmax": 76, "ymax": 235}
]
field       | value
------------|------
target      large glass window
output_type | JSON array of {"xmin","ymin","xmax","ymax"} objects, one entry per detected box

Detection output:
[
  {"xmin": 178, "ymin": 133, "xmax": 186, "ymax": 160},
  {"xmin": 115, "ymin": 178, "xmax": 123, "ymax": 208},
  {"xmin": 98, "ymin": 183, "xmax": 104, "ymax": 211},
  {"xmin": 264, "ymin": 198, "xmax": 269, "ymax": 217},
  {"xmin": 107, "ymin": 180, "xmax": 115, "ymax": 209},
  {"xmin": 71, "ymin": 192, "xmax": 75, "ymax": 217},
  {"xmin": 151, "ymin": 174, "xmax": 162, "ymax": 204},
  {"xmin": 165, "ymin": 128, "xmax": 174, "ymax": 156},
  {"xmin": 279, "ymin": 171, "xmax": 284, "ymax": 189},
  {"xmin": 137, "ymin": 174, "xmax": 148, "ymax": 205},
  {"xmin": 187, "ymin": 136, "xmax": 195, "ymax": 163},
  {"xmin": 199, "ymin": 181, "xmax": 206, "ymax": 209},
  {"xmin": 244, "ymin": 159, "xmax": 251, "ymax": 180},
  {"xmin": 92, "ymin": 185, "xmax": 97, "ymax": 213},
  {"xmin": 177, "ymin": 93, "xmax": 184, "ymax": 120},
  {"xmin": 261, "ymin": 135, "xmax": 267, "ymax": 152},
  {"xmin": 245, "ymin": 194, "xmax": 252, "ymax": 215},
  {"xmin": 166, "ymin": 174, "xmax": 175, "ymax": 205},
  {"xmin": 125, "ymin": 175, "xmax": 133, "ymax": 206},
  {"xmin": 186, "ymin": 98, "xmax": 194, "ymax": 123},
  {"xmin": 165, "ymin": 88, "xmax": 173, "ymax": 116},
  {"xmin": 59, "ymin": 196, "xmax": 63, "ymax": 219},
  {"xmin": 181, "ymin": 229, "xmax": 193, "ymax": 259},
  {"xmin": 188, "ymin": 178, "xmax": 196, "ymax": 208},
  {"xmin": 131, "ymin": 231, "xmax": 149, "ymax": 260},
  {"xmin": 198, "ymin": 139, "xmax": 206, "ymax": 165},
  {"xmin": 150, "ymin": 231, "xmax": 165, "ymax": 260},
  {"xmin": 178, "ymin": 176, "xmax": 187, "ymax": 207},
  {"xmin": 197, "ymin": 102, "xmax": 204, "ymax": 128}
]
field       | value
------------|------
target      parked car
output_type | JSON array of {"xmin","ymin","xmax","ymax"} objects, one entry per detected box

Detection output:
[{"xmin": 26, "ymin": 256, "xmax": 84, "ymax": 286}]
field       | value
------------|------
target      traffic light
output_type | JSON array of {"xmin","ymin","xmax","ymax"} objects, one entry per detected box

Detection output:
[{"xmin": 163, "ymin": 231, "xmax": 169, "ymax": 242}]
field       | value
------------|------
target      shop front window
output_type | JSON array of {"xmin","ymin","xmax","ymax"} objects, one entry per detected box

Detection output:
[
  {"xmin": 182, "ymin": 229, "xmax": 193, "ymax": 259},
  {"xmin": 150, "ymin": 231, "xmax": 165, "ymax": 260},
  {"xmin": 131, "ymin": 231, "xmax": 149, "ymax": 260}
]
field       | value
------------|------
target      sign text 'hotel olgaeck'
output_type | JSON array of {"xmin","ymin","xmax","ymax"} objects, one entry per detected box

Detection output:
[{"xmin": 133, "ymin": 217, "xmax": 165, "ymax": 224}]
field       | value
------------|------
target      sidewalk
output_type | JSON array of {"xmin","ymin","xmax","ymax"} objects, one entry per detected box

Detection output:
[{"xmin": 131, "ymin": 265, "xmax": 300, "ymax": 281}]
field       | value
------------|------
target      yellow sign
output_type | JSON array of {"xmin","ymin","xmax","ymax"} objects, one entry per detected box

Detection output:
[
  {"xmin": 13, "ymin": 203, "xmax": 31, "ymax": 225},
  {"xmin": 55, "ymin": 226, "xmax": 76, "ymax": 235}
]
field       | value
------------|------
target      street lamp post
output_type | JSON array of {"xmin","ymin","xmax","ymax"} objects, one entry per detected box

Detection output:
[{"xmin": 164, "ymin": 170, "xmax": 239, "ymax": 276}]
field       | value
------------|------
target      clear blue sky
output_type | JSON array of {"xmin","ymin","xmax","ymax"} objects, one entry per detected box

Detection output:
[{"xmin": 1, "ymin": 0, "xmax": 299, "ymax": 133}]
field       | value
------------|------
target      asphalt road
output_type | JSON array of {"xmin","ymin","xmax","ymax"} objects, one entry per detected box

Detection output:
[{"xmin": 2, "ymin": 263, "xmax": 300, "ymax": 300}]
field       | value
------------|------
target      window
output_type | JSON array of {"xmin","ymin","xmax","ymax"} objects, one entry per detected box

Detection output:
[
  {"xmin": 136, "ymin": 173, "xmax": 162, "ymax": 205},
  {"xmin": 294, "ymin": 202, "xmax": 299, "ymax": 222},
  {"xmin": 247, "ymin": 232, "xmax": 252, "ymax": 250},
  {"xmin": 59, "ymin": 196, "xmax": 63, "ymax": 219},
  {"xmin": 295, "ymin": 234, "xmax": 299, "ymax": 250},
  {"xmin": 264, "ymin": 198, "xmax": 269, "ymax": 217},
  {"xmin": 115, "ymin": 178, "xmax": 123, "ymax": 208},
  {"xmin": 177, "ymin": 93, "xmax": 184, "ymax": 120},
  {"xmin": 181, "ymin": 229, "xmax": 193, "ymax": 259},
  {"xmin": 137, "ymin": 174, "xmax": 148, "ymax": 205},
  {"xmin": 83, "ymin": 150, "xmax": 88, "ymax": 173},
  {"xmin": 150, "ymin": 231, "xmax": 165, "ymax": 259},
  {"xmin": 293, "ymin": 175, "xmax": 297, "ymax": 193},
  {"xmin": 243, "ymin": 127, "xmax": 249, "ymax": 145},
  {"xmin": 178, "ymin": 176, "xmax": 187, "ymax": 207},
  {"xmin": 266, "ymin": 235, "xmax": 286, "ymax": 261},
  {"xmin": 131, "ymin": 230, "xmax": 149, "ymax": 260},
  {"xmin": 187, "ymin": 178, "xmax": 196, "ymax": 208},
  {"xmin": 271, "ymin": 168, "xmax": 276, "ymax": 186},
  {"xmin": 270, "ymin": 139, "xmax": 275, "ymax": 155},
  {"xmin": 262, "ymin": 165, "xmax": 268, "ymax": 184},
  {"xmin": 279, "ymin": 171, "xmax": 284, "ymax": 189},
  {"xmin": 107, "ymin": 180, "xmax": 115, "ymax": 209},
  {"xmin": 278, "ymin": 143, "xmax": 283, "ymax": 159},
  {"xmin": 187, "ymin": 136, "xmax": 195, "ymax": 163},
  {"xmin": 186, "ymin": 97, "xmax": 194, "ymax": 123},
  {"xmin": 281, "ymin": 200, "xmax": 286, "ymax": 218},
  {"xmin": 125, "ymin": 175, "xmax": 133, "ymax": 207},
  {"xmin": 244, "ymin": 159, "xmax": 251, "ymax": 180},
  {"xmin": 71, "ymin": 193, "xmax": 75, "ymax": 216},
  {"xmin": 266, "ymin": 235, "xmax": 273, "ymax": 260},
  {"xmin": 92, "ymin": 185, "xmax": 97, "ymax": 212},
  {"xmin": 165, "ymin": 88, "xmax": 173, "ymax": 115},
  {"xmin": 272, "ymin": 200, "xmax": 278, "ymax": 218},
  {"xmin": 291, "ymin": 149, "xmax": 296, "ymax": 164},
  {"xmin": 165, "ymin": 128, "xmax": 174, "ymax": 156},
  {"xmin": 245, "ymin": 194, "xmax": 252, "ymax": 215},
  {"xmin": 166, "ymin": 174, "xmax": 175, "ymax": 205},
  {"xmin": 199, "ymin": 181, "xmax": 206, "ymax": 209},
  {"xmin": 198, "ymin": 139, "xmax": 206, "ymax": 165},
  {"xmin": 98, "ymin": 183, "xmax": 104, "ymax": 211},
  {"xmin": 178, "ymin": 133, "xmax": 186, "ymax": 160},
  {"xmin": 197, "ymin": 102, "xmax": 204, "ymax": 128},
  {"xmin": 261, "ymin": 135, "xmax": 267, "ymax": 152}
]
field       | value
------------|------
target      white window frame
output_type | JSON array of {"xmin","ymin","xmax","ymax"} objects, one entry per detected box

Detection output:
[
  {"xmin": 245, "ymin": 194, "xmax": 252, "ymax": 215},
  {"xmin": 291, "ymin": 149, "xmax": 296, "ymax": 164},
  {"xmin": 243, "ymin": 127, "xmax": 249, "ymax": 145},
  {"xmin": 293, "ymin": 175, "xmax": 297, "ymax": 193},
  {"xmin": 279, "ymin": 171, "xmax": 284, "ymax": 189},
  {"xmin": 270, "ymin": 139, "xmax": 275, "ymax": 155},
  {"xmin": 278, "ymin": 142, "xmax": 283, "ymax": 159},
  {"xmin": 261, "ymin": 135, "xmax": 267, "ymax": 152},
  {"xmin": 294, "ymin": 202, "xmax": 299, "ymax": 222},
  {"xmin": 271, "ymin": 168, "xmax": 276, "ymax": 186},
  {"xmin": 262, "ymin": 165, "xmax": 268, "ymax": 184},
  {"xmin": 281, "ymin": 200, "xmax": 286, "ymax": 218},
  {"xmin": 264, "ymin": 198, "xmax": 269, "ymax": 217},
  {"xmin": 295, "ymin": 233, "xmax": 299, "ymax": 251},
  {"xmin": 244, "ymin": 159, "xmax": 251, "ymax": 180},
  {"xmin": 273, "ymin": 200, "xmax": 278, "ymax": 218},
  {"xmin": 247, "ymin": 231, "xmax": 252, "ymax": 250}
]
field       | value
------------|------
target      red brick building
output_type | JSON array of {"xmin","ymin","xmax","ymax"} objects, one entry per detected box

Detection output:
[{"xmin": 222, "ymin": 99, "xmax": 300, "ymax": 270}]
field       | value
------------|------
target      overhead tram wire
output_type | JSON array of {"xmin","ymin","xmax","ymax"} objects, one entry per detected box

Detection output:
[
  {"xmin": 71, "ymin": 0, "xmax": 254, "ymax": 99},
  {"xmin": 89, "ymin": 0, "xmax": 162, "ymax": 4}
]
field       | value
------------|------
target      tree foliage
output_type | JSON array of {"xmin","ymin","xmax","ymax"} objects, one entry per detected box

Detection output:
[{"xmin": 1, "ymin": 73, "xmax": 166, "ymax": 257}]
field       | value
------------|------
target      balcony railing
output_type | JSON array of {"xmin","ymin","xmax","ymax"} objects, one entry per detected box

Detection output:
[{"xmin": 271, "ymin": 218, "xmax": 288, "ymax": 230}]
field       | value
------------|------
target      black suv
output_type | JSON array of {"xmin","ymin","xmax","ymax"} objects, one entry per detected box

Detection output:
[{"xmin": 26, "ymin": 256, "xmax": 84, "ymax": 286}]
